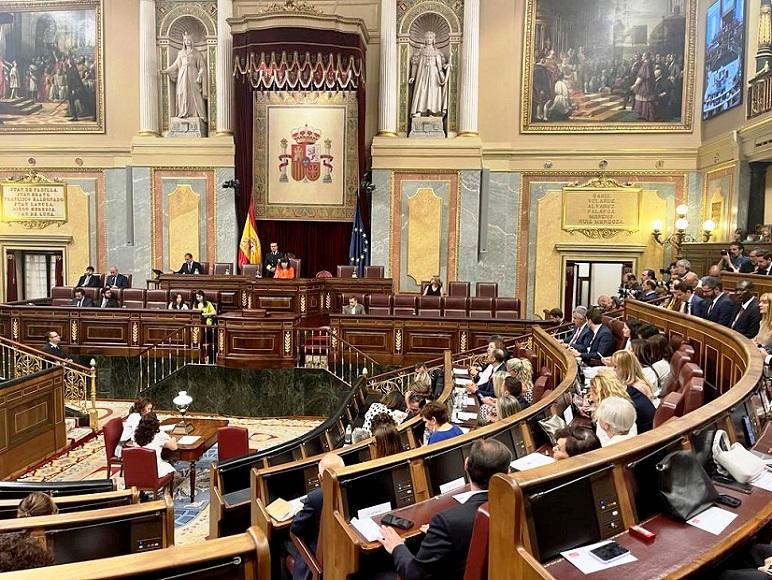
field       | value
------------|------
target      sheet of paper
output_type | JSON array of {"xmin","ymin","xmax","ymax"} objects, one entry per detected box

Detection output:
[
  {"xmin": 561, "ymin": 540, "xmax": 637, "ymax": 574},
  {"xmin": 357, "ymin": 501, "xmax": 392, "ymax": 520},
  {"xmin": 510, "ymin": 452, "xmax": 556, "ymax": 471},
  {"xmin": 351, "ymin": 517, "xmax": 383, "ymax": 542},
  {"xmin": 750, "ymin": 469, "xmax": 772, "ymax": 491},
  {"xmin": 687, "ymin": 506, "xmax": 738, "ymax": 535},
  {"xmin": 439, "ymin": 477, "xmax": 466, "ymax": 494},
  {"xmin": 464, "ymin": 396, "xmax": 477, "ymax": 406},
  {"xmin": 453, "ymin": 368, "xmax": 468, "ymax": 376},
  {"xmin": 453, "ymin": 490, "xmax": 483, "ymax": 504},
  {"xmin": 454, "ymin": 378, "xmax": 473, "ymax": 386},
  {"xmin": 159, "ymin": 424, "xmax": 175, "ymax": 432},
  {"xmin": 582, "ymin": 366, "xmax": 603, "ymax": 380},
  {"xmin": 563, "ymin": 405, "xmax": 574, "ymax": 425},
  {"xmin": 460, "ymin": 427, "xmax": 470, "ymax": 434},
  {"xmin": 456, "ymin": 411, "xmax": 478, "ymax": 421},
  {"xmin": 176, "ymin": 435, "xmax": 201, "ymax": 445}
]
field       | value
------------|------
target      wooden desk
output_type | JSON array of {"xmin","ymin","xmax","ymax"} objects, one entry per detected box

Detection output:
[
  {"xmin": 721, "ymin": 271, "xmax": 772, "ymax": 296},
  {"xmin": 683, "ymin": 242, "xmax": 772, "ymax": 277},
  {"xmin": 544, "ymin": 485, "xmax": 772, "ymax": 579},
  {"xmin": 162, "ymin": 417, "xmax": 228, "ymax": 501}
]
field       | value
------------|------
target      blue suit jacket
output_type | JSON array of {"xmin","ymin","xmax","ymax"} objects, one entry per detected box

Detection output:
[
  {"xmin": 289, "ymin": 487, "xmax": 322, "ymax": 580},
  {"xmin": 704, "ymin": 293, "xmax": 734, "ymax": 327},
  {"xmin": 565, "ymin": 324, "xmax": 592, "ymax": 351},
  {"xmin": 685, "ymin": 295, "xmax": 706, "ymax": 318},
  {"xmin": 581, "ymin": 325, "xmax": 615, "ymax": 364}
]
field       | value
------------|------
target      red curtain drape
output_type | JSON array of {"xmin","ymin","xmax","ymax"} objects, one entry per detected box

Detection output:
[
  {"xmin": 232, "ymin": 27, "xmax": 369, "ymax": 277},
  {"xmin": 5, "ymin": 252, "xmax": 17, "ymax": 302}
]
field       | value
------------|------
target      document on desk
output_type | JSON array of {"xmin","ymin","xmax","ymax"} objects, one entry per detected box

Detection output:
[
  {"xmin": 439, "ymin": 477, "xmax": 466, "ymax": 494},
  {"xmin": 453, "ymin": 368, "xmax": 468, "ymax": 376},
  {"xmin": 464, "ymin": 396, "xmax": 477, "ymax": 406},
  {"xmin": 160, "ymin": 424, "xmax": 176, "ymax": 432},
  {"xmin": 453, "ymin": 490, "xmax": 483, "ymax": 504},
  {"xmin": 176, "ymin": 435, "xmax": 201, "ymax": 445},
  {"xmin": 750, "ymin": 469, "xmax": 772, "ymax": 491},
  {"xmin": 510, "ymin": 452, "xmax": 556, "ymax": 471},
  {"xmin": 687, "ymin": 506, "xmax": 738, "ymax": 535},
  {"xmin": 265, "ymin": 496, "xmax": 306, "ymax": 522},
  {"xmin": 454, "ymin": 378, "xmax": 473, "ymax": 386},
  {"xmin": 357, "ymin": 501, "xmax": 392, "ymax": 520},
  {"xmin": 561, "ymin": 540, "xmax": 637, "ymax": 574},
  {"xmin": 351, "ymin": 517, "xmax": 384, "ymax": 542},
  {"xmin": 455, "ymin": 411, "xmax": 478, "ymax": 421}
]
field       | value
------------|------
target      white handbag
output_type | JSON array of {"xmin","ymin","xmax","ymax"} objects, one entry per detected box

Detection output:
[{"xmin": 711, "ymin": 429, "xmax": 765, "ymax": 484}]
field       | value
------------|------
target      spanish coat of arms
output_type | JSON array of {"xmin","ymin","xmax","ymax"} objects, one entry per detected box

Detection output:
[{"xmin": 278, "ymin": 125, "xmax": 334, "ymax": 183}]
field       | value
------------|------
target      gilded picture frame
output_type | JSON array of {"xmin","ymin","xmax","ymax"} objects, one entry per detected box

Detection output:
[
  {"xmin": 521, "ymin": 0, "xmax": 696, "ymax": 133},
  {"xmin": 0, "ymin": 0, "xmax": 105, "ymax": 134},
  {"xmin": 253, "ymin": 91, "xmax": 359, "ymax": 221}
]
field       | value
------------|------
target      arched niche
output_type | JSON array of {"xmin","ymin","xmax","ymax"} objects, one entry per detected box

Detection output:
[
  {"xmin": 157, "ymin": 5, "xmax": 217, "ymax": 133},
  {"xmin": 398, "ymin": 2, "xmax": 462, "ymax": 136}
]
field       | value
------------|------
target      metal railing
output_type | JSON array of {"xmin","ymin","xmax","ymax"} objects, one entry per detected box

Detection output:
[
  {"xmin": 296, "ymin": 327, "xmax": 380, "ymax": 387},
  {"xmin": 0, "ymin": 336, "xmax": 97, "ymax": 428},
  {"xmin": 136, "ymin": 323, "xmax": 217, "ymax": 394}
]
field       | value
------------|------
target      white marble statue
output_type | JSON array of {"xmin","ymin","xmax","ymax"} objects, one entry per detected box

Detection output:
[
  {"xmin": 161, "ymin": 32, "xmax": 208, "ymax": 120},
  {"xmin": 408, "ymin": 31, "xmax": 449, "ymax": 118}
]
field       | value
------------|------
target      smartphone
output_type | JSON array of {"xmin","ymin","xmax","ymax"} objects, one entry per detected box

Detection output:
[
  {"xmin": 380, "ymin": 513, "xmax": 413, "ymax": 530},
  {"xmin": 589, "ymin": 541, "xmax": 630, "ymax": 564},
  {"xmin": 716, "ymin": 494, "xmax": 742, "ymax": 508}
]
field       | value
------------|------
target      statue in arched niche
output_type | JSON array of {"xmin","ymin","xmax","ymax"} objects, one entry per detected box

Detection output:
[
  {"xmin": 161, "ymin": 31, "xmax": 208, "ymax": 136},
  {"xmin": 409, "ymin": 31, "xmax": 449, "ymax": 118}
]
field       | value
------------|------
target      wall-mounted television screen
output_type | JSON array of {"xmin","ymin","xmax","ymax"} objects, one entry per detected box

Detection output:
[{"xmin": 702, "ymin": 0, "xmax": 746, "ymax": 120}]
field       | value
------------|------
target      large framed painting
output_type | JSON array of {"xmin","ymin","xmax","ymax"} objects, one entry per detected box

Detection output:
[
  {"xmin": 522, "ymin": 0, "xmax": 696, "ymax": 133},
  {"xmin": 0, "ymin": 0, "xmax": 104, "ymax": 134},
  {"xmin": 702, "ymin": 0, "xmax": 745, "ymax": 120}
]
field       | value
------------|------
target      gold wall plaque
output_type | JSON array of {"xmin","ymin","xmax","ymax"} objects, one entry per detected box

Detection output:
[
  {"xmin": 561, "ymin": 176, "xmax": 642, "ymax": 238},
  {"xmin": 0, "ymin": 172, "xmax": 67, "ymax": 228}
]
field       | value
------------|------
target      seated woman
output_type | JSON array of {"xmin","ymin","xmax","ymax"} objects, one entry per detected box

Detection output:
[
  {"xmin": 493, "ymin": 394, "xmax": 520, "ymax": 422},
  {"xmin": 422, "ymin": 275, "xmax": 443, "ymax": 296},
  {"xmin": 168, "ymin": 292, "xmax": 189, "ymax": 310},
  {"xmin": 17, "ymin": 492, "xmax": 58, "ymax": 518},
  {"xmin": 632, "ymin": 338, "xmax": 672, "ymax": 398},
  {"xmin": 117, "ymin": 398, "xmax": 153, "ymax": 457},
  {"xmin": 362, "ymin": 391, "xmax": 408, "ymax": 431},
  {"xmin": 585, "ymin": 371, "xmax": 638, "ymax": 446},
  {"xmin": 192, "ymin": 290, "xmax": 216, "ymax": 326},
  {"xmin": 274, "ymin": 257, "xmax": 295, "ymax": 279},
  {"xmin": 610, "ymin": 349, "xmax": 655, "ymax": 400},
  {"xmin": 503, "ymin": 376, "xmax": 530, "ymax": 409},
  {"xmin": 374, "ymin": 423, "xmax": 403, "ymax": 458},
  {"xmin": 479, "ymin": 370, "xmax": 510, "ymax": 422},
  {"xmin": 594, "ymin": 396, "xmax": 637, "ymax": 447},
  {"xmin": 647, "ymin": 333, "xmax": 674, "ymax": 394},
  {"xmin": 132, "ymin": 412, "xmax": 178, "ymax": 478},
  {"xmin": 552, "ymin": 425, "xmax": 601, "ymax": 460},
  {"xmin": 506, "ymin": 357, "xmax": 534, "ymax": 403},
  {"xmin": 421, "ymin": 401, "xmax": 464, "ymax": 445}
]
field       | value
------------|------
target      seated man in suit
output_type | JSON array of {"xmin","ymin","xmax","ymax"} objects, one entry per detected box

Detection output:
[
  {"xmin": 701, "ymin": 276, "xmax": 735, "ymax": 327},
  {"xmin": 342, "ymin": 296, "xmax": 365, "ymax": 315},
  {"xmin": 755, "ymin": 251, "xmax": 772, "ymax": 276},
  {"xmin": 176, "ymin": 253, "xmax": 203, "ymax": 275},
  {"xmin": 104, "ymin": 265, "xmax": 130, "ymax": 289},
  {"xmin": 263, "ymin": 242, "xmax": 285, "ymax": 278},
  {"xmin": 640, "ymin": 279, "xmax": 658, "ymax": 301},
  {"xmin": 98, "ymin": 287, "xmax": 119, "ymax": 308},
  {"xmin": 378, "ymin": 438, "xmax": 511, "ymax": 580},
  {"xmin": 564, "ymin": 306, "xmax": 591, "ymax": 349},
  {"xmin": 76, "ymin": 266, "xmax": 101, "ymax": 288},
  {"xmin": 41, "ymin": 331, "xmax": 70, "ymax": 361},
  {"xmin": 731, "ymin": 280, "xmax": 761, "ymax": 339},
  {"xmin": 70, "ymin": 287, "xmax": 94, "ymax": 308},
  {"xmin": 673, "ymin": 281, "xmax": 706, "ymax": 317},
  {"xmin": 466, "ymin": 348, "xmax": 506, "ymax": 399},
  {"xmin": 568, "ymin": 308, "xmax": 615, "ymax": 365},
  {"xmin": 289, "ymin": 453, "xmax": 345, "ymax": 580}
]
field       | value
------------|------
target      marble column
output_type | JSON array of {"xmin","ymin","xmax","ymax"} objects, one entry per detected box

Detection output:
[
  {"xmin": 138, "ymin": 0, "xmax": 160, "ymax": 136},
  {"xmin": 378, "ymin": 0, "xmax": 398, "ymax": 136},
  {"xmin": 458, "ymin": 0, "xmax": 480, "ymax": 136},
  {"xmin": 216, "ymin": 0, "xmax": 234, "ymax": 135}
]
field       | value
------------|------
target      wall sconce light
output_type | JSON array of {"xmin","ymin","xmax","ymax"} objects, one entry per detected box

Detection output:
[
  {"xmin": 702, "ymin": 219, "xmax": 715, "ymax": 242},
  {"xmin": 652, "ymin": 205, "xmax": 697, "ymax": 259}
]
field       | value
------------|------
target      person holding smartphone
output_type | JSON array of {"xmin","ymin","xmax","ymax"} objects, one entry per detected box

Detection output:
[{"xmin": 720, "ymin": 242, "xmax": 753, "ymax": 273}]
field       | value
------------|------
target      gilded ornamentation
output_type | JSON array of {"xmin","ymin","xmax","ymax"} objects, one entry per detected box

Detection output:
[
  {"xmin": 14, "ymin": 353, "xmax": 42, "ymax": 377},
  {"xmin": 63, "ymin": 367, "xmax": 88, "ymax": 412},
  {"xmin": 518, "ymin": 337, "xmax": 533, "ymax": 352},
  {"xmin": 325, "ymin": 292, "xmax": 331, "ymax": 311},
  {"xmin": 218, "ymin": 328, "xmax": 225, "ymax": 352},
  {"xmin": 247, "ymin": 293, "xmax": 253, "ymax": 309},
  {"xmin": 395, "ymin": 328, "xmax": 403, "ymax": 353},
  {"xmin": 11, "ymin": 318, "xmax": 19, "ymax": 340},
  {"xmin": 300, "ymin": 294, "xmax": 307, "ymax": 314},
  {"xmin": 570, "ymin": 228, "xmax": 630, "ymax": 240},
  {"xmin": 191, "ymin": 326, "xmax": 200, "ymax": 346},
  {"xmin": 331, "ymin": 333, "xmax": 338, "ymax": 352},
  {"xmin": 561, "ymin": 173, "xmax": 642, "ymax": 237},
  {"xmin": 132, "ymin": 322, "xmax": 139, "ymax": 345},
  {"xmin": 1, "ymin": 171, "xmax": 68, "ymax": 228},
  {"xmin": 459, "ymin": 330, "xmax": 467, "ymax": 353},
  {"xmin": 283, "ymin": 330, "xmax": 292, "ymax": 355},
  {"xmin": 70, "ymin": 320, "xmax": 78, "ymax": 343},
  {"xmin": 241, "ymin": 290, "xmax": 248, "ymax": 308},
  {"xmin": 257, "ymin": 0, "xmax": 321, "ymax": 14}
]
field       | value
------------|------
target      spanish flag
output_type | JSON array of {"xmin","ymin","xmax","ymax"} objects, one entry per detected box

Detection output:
[{"xmin": 238, "ymin": 201, "xmax": 262, "ymax": 270}]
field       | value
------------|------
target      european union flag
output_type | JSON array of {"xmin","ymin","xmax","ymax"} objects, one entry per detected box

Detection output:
[{"xmin": 348, "ymin": 195, "xmax": 370, "ymax": 277}]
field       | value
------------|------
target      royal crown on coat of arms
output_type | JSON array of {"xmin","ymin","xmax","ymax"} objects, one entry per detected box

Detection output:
[{"xmin": 278, "ymin": 124, "xmax": 334, "ymax": 184}]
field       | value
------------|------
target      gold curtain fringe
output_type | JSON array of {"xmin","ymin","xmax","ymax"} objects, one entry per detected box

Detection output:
[{"xmin": 233, "ymin": 51, "xmax": 364, "ymax": 90}]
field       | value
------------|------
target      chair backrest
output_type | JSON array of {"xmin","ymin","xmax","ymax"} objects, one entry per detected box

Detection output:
[
  {"xmin": 494, "ymin": 297, "xmax": 520, "ymax": 319},
  {"xmin": 475, "ymin": 282, "xmax": 498, "ymax": 298},
  {"xmin": 122, "ymin": 448, "xmax": 160, "ymax": 488},
  {"xmin": 670, "ymin": 350, "xmax": 691, "ymax": 377},
  {"xmin": 469, "ymin": 297, "xmax": 493, "ymax": 318},
  {"xmin": 678, "ymin": 342, "xmax": 695, "ymax": 357},
  {"xmin": 146, "ymin": 289, "xmax": 169, "ymax": 309},
  {"xmin": 419, "ymin": 295, "xmax": 441, "ymax": 309},
  {"xmin": 218, "ymin": 426, "xmax": 250, "ymax": 462},
  {"xmin": 368, "ymin": 294, "xmax": 392, "ymax": 308},
  {"xmin": 448, "ymin": 281, "xmax": 470, "ymax": 297},
  {"xmin": 213, "ymin": 262, "xmax": 234, "ymax": 275},
  {"xmin": 364, "ymin": 265, "xmax": 384, "ymax": 278},
  {"xmin": 681, "ymin": 379, "xmax": 705, "ymax": 415},
  {"xmin": 316, "ymin": 270, "xmax": 333, "ymax": 278},
  {"xmin": 654, "ymin": 392, "xmax": 682, "ymax": 427},
  {"xmin": 198, "ymin": 262, "xmax": 210, "ymax": 275},
  {"xmin": 289, "ymin": 258, "xmax": 302, "ymax": 277},
  {"xmin": 443, "ymin": 296, "xmax": 468, "ymax": 317},
  {"xmin": 677, "ymin": 362, "xmax": 704, "ymax": 391},
  {"xmin": 84, "ymin": 287, "xmax": 100, "ymax": 302},
  {"xmin": 242, "ymin": 264, "xmax": 262, "ymax": 278},
  {"xmin": 337, "ymin": 265, "xmax": 356, "ymax": 277},
  {"xmin": 419, "ymin": 308, "xmax": 441, "ymax": 317},
  {"xmin": 103, "ymin": 417, "xmax": 123, "ymax": 461},
  {"xmin": 393, "ymin": 294, "xmax": 417, "ymax": 316},
  {"xmin": 463, "ymin": 503, "xmax": 490, "ymax": 580},
  {"xmin": 52, "ymin": 287, "xmax": 74, "ymax": 306},
  {"xmin": 531, "ymin": 375, "xmax": 549, "ymax": 403}
]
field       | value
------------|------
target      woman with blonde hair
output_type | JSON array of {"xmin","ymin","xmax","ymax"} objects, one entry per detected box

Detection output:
[
  {"xmin": 754, "ymin": 293, "xmax": 772, "ymax": 346},
  {"xmin": 479, "ymin": 370, "xmax": 509, "ymax": 422},
  {"xmin": 506, "ymin": 357, "xmax": 534, "ymax": 403},
  {"xmin": 611, "ymin": 350, "xmax": 654, "ymax": 400},
  {"xmin": 586, "ymin": 371, "xmax": 637, "ymax": 446}
]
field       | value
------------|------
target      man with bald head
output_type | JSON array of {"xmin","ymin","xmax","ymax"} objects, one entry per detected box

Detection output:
[
  {"xmin": 290, "ymin": 453, "xmax": 345, "ymax": 580},
  {"xmin": 104, "ymin": 265, "xmax": 129, "ymax": 289}
]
